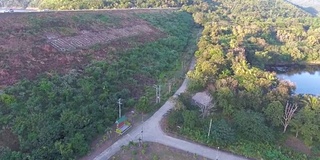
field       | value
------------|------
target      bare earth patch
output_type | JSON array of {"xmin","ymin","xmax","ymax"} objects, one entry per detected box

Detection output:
[
  {"xmin": 112, "ymin": 142, "xmax": 209, "ymax": 160},
  {"xmin": 0, "ymin": 9, "xmax": 172, "ymax": 88},
  {"xmin": 49, "ymin": 24, "xmax": 156, "ymax": 52},
  {"xmin": 0, "ymin": 128, "xmax": 19, "ymax": 151},
  {"xmin": 284, "ymin": 136, "xmax": 312, "ymax": 155}
]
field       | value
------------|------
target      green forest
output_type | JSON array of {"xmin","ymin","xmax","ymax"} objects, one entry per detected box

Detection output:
[
  {"xmin": 0, "ymin": 11, "xmax": 197, "ymax": 159},
  {"xmin": 167, "ymin": 0, "xmax": 320, "ymax": 159}
]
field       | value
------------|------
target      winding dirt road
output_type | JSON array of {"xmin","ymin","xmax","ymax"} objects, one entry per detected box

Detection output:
[{"xmin": 93, "ymin": 59, "xmax": 248, "ymax": 160}]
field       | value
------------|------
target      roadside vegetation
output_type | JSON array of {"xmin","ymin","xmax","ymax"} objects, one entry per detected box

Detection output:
[
  {"xmin": 165, "ymin": 0, "xmax": 320, "ymax": 159},
  {"xmin": 0, "ymin": 11, "xmax": 197, "ymax": 159}
]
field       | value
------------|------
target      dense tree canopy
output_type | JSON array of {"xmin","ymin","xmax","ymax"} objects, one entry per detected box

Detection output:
[{"xmin": 169, "ymin": 0, "xmax": 320, "ymax": 159}]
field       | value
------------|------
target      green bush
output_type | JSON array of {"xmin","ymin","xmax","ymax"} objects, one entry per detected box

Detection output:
[
  {"xmin": 152, "ymin": 154, "xmax": 160, "ymax": 160},
  {"xmin": 229, "ymin": 140, "xmax": 309, "ymax": 160},
  {"xmin": 234, "ymin": 110, "xmax": 275, "ymax": 143},
  {"xmin": 167, "ymin": 110, "xmax": 184, "ymax": 131},
  {"xmin": 132, "ymin": 150, "xmax": 138, "ymax": 155},
  {"xmin": 211, "ymin": 119, "xmax": 236, "ymax": 146},
  {"xmin": 182, "ymin": 110, "xmax": 199, "ymax": 129}
]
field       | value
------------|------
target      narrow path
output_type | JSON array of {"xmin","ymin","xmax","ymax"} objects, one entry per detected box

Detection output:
[{"xmin": 94, "ymin": 59, "xmax": 248, "ymax": 160}]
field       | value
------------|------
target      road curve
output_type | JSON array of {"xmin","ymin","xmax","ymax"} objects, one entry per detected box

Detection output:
[{"xmin": 94, "ymin": 58, "xmax": 248, "ymax": 160}]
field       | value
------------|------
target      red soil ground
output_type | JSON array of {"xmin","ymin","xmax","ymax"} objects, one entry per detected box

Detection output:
[{"xmin": 0, "ymin": 9, "xmax": 173, "ymax": 89}]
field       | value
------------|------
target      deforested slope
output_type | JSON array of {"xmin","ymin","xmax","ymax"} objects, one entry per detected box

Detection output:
[{"xmin": 0, "ymin": 9, "xmax": 175, "ymax": 88}]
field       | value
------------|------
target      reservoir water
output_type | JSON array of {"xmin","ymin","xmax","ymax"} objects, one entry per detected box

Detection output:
[{"xmin": 277, "ymin": 71, "xmax": 320, "ymax": 95}]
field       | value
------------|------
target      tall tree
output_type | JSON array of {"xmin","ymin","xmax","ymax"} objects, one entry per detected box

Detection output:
[
  {"xmin": 263, "ymin": 101, "xmax": 284, "ymax": 127},
  {"xmin": 282, "ymin": 102, "xmax": 298, "ymax": 133},
  {"xmin": 302, "ymin": 95, "xmax": 319, "ymax": 111},
  {"xmin": 234, "ymin": 110, "xmax": 275, "ymax": 143}
]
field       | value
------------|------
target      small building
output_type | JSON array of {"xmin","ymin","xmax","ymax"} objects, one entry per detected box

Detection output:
[
  {"xmin": 115, "ymin": 116, "xmax": 131, "ymax": 135},
  {"xmin": 192, "ymin": 91, "xmax": 214, "ymax": 118}
]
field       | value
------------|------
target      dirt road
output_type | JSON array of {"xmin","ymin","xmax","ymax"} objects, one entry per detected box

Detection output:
[{"xmin": 93, "ymin": 59, "xmax": 248, "ymax": 160}]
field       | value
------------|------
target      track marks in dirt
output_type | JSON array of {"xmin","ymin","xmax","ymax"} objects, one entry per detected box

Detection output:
[{"xmin": 48, "ymin": 24, "xmax": 156, "ymax": 52}]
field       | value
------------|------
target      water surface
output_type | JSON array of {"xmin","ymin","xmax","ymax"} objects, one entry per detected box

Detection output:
[{"xmin": 277, "ymin": 71, "xmax": 320, "ymax": 95}]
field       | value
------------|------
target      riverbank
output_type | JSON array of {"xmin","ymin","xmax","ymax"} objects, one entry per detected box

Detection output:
[{"xmin": 265, "ymin": 63, "xmax": 320, "ymax": 73}]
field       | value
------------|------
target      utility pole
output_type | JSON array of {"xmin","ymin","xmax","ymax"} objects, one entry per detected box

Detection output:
[
  {"xmin": 139, "ymin": 114, "xmax": 144, "ymax": 146},
  {"xmin": 141, "ymin": 114, "xmax": 144, "ymax": 143},
  {"xmin": 208, "ymin": 118, "xmax": 213, "ymax": 138},
  {"xmin": 182, "ymin": 61, "xmax": 185, "ymax": 71},
  {"xmin": 168, "ymin": 81, "xmax": 172, "ymax": 94},
  {"xmin": 154, "ymin": 85, "xmax": 161, "ymax": 103},
  {"xmin": 117, "ymin": 98, "xmax": 122, "ymax": 119},
  {"xmin": 158, "ymin": 85, "xmax": 161, "ymax": 103},
  {"xmin": 215, "ymin": 147, "xmax": 220, "ymax": 160}
]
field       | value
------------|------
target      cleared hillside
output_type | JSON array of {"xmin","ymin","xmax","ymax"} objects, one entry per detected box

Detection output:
[{"xmin": 0, "ymin": 9, "xmax": 177, "ymax": 88}]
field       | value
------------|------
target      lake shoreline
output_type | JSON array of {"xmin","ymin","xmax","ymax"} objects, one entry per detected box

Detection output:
[
  {"xmin": 265, "ymin": 63, "xmax": 320, "ymax": 73},
  {"xmin": 264, "ymin": 62, "xmax": 320, "ymax": 95},
  {"xmin": 266, "ymin": 60, "xmax": 320, "ymax": 66}
]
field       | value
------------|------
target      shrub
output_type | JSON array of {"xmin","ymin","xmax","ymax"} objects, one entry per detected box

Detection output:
[
  {"xmin": 132, "ymin": 150, "xmax": 137, "ymax": 155},
  {"xmin": 211, "ymin": 119, "xmax": 237, "ymax": 146},
  {"xmin": 234, "ymin": 110, "xmax": 275, "ymax": 143},
  {"xmin": 152, "ymin": 154, "xmax": 159, "ymax": 160},
  {"xmin": 167, "ymin": 110, "xmax": 184, "ymax": 131},
  {"xmin": 141, "ymin": 149, "xmax": 146, "ymax": 155}
]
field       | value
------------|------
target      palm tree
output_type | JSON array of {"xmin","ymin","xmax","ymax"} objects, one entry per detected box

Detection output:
[{"xmin": 302, "ymin": 95, "xmax": 319, "ymax": 110}]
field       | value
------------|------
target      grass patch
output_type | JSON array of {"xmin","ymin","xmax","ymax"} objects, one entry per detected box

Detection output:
[{"xmin": 113, "ymin": 142, "xmax": 208, "ymax": 160}]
